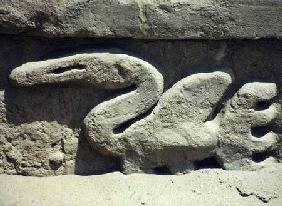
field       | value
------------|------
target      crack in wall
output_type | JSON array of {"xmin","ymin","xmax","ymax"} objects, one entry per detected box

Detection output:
[
  {"xmin": 137, "ymin": 0, "xmax": 149, "ymax": 36},
  {"xmin": 236, "ymin": 187, "xmax": 278, "ymax": 203}
]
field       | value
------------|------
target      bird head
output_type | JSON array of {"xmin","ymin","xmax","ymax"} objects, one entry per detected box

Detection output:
[{"xmin": 9, "ymin": 53, "xmax": 135, "ymax": 89}]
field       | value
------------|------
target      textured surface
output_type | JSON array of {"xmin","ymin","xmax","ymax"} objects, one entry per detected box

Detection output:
[
  {"xmin": 1, "ymin": 1, "xmax": 282, "ymax": 205},
  {"xmin": 7, "ymin": 51, "xmax": 281, "ymax": 174},
  {"xmin": 1, "ymin": 164, "xmax": 282, "ymax": 206},
  {"xmin": 0, "ymin": 0, "xmax": 282, "ymax": 39},
  {"xmin": 1, "ymin": 36, "xmax": 282, "ymax": 176}
]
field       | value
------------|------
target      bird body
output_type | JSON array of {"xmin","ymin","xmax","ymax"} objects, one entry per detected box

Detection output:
[{"xmin": 10, "ymin": 52, "xmax": 280, "ymax": 174}]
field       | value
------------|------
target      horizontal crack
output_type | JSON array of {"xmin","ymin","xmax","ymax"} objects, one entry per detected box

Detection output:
[{"xmin": 236, "ymin": 187, "xmax": 277, "ymax": 203}]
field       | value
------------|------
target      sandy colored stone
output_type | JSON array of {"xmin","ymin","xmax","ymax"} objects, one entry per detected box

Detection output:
[
  {"xmin": 1, "ymin": 37, "xmax": 282, "ymax": 176},
  {"xmin": 0, "ymin": 0, "xmax": 281, "ymax": 39},
  {"xmin": 9, "ymin": 52, "xmax": 281, "ymax": 174},
  {"xmin": 0, "ymin": 164, "xmax": 282, "ymax": 206}
]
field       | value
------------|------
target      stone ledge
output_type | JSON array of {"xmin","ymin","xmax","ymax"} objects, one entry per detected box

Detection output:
[
  {"xmin": 1, "ymin": 164, "xmax": 282, "ymax": 206},
  {"xmin": 0, "ymin": 0, "xmax": 282, "ymax": 39}
]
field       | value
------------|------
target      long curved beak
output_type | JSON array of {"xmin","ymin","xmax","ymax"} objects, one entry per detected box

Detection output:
[
  {"xmin": 9, "ymin": 53, "xmax": 151, "ymax": 90},
  {"xmin": 9, "ymin": 57, "xmax": 87, "ymax": 87}
]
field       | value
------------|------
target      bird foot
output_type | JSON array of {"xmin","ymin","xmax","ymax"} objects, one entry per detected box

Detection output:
[{"xmin": 216, "ymin": 82, "xmax": 280, "ymax": 169}]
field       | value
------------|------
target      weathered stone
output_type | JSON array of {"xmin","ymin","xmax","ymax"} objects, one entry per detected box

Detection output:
[
  {"xmin": 1, "ymin": 164, "xmax": 282, "ymax": 206},
  {"xmin": 9, "ymin": 52, "xmax": 281, "ymax": 174},
  {"xmin": 0, "ymin": 0, "xmax": 282, "ymax": 39},
  {"xmin": 216, "ymin": 82, "xmax": 281, "ymax": 170},
  {"xmin": 0, "ymin": 36, "xmax": 282, "ymax": 176},
  {"xmin": 1, "ymin": 0, "xmax": 282, "ymax": 205}
]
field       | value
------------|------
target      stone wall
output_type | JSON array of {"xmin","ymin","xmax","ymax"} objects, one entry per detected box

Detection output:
[{"xmin": 0, "ymin": 0, "xmax": 282, "ymax": 176}]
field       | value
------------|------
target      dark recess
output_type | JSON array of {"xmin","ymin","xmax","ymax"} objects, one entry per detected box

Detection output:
[
  {"xmin": 52, "ymin": 64, "xmax": 86, "ymax": 74},
  {"xmin": 153, "ymin": 165, "xmax": 172, "ymax": 175},
  {"xmin": 252, "ymin": 150, "xmax": 276, "ymax": 163},
  {"xmin": 251, "ymin": 126, "xmax": 271, "ymax": 138},
  {"xmin": 255, "ymin": 101, "xmax": 271, "ymax": 111},
  {"xmin": 194, "ymin": 156, "xmax": 222, "ymax": 169}
]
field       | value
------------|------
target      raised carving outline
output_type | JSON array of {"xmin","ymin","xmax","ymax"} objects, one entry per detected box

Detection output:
[{"xmin": 9, "ymin": 52, "xmax": 280, "ymax": 174}]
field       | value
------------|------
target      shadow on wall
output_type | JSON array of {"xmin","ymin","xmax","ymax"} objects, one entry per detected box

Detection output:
[
  {"xmin": 74, "ymin": 133, "xmax": 121, "ymax": 175},
  {"xmin": 1, "ymin": 36, "xmax": 282, "ymax": 175},
  {"xmin": 3, "ymin": 84, "xmax": 122, "ymax": 175},
  {"xmin": 4, "ymin": 85, "xmax": 111, "ymax": 128},
  {"xmin": 1, "ymin": 37, "xmax": 235, "ymax": 175}
]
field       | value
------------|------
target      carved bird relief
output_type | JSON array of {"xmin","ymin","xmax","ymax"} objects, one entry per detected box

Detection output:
[{"xmin": 10, "ymin": 53, "xmax": 280, "ymax": 174}]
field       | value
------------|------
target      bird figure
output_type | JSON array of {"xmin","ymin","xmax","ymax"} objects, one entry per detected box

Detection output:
[{"xmin": 10, "ymin": 52, "xmax": 280, "ymax": 174}]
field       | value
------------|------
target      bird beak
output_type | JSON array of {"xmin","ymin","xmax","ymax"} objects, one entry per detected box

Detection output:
[{"xmin": 9, "ymin": 56, "xmax": 87, "ymax": 87}]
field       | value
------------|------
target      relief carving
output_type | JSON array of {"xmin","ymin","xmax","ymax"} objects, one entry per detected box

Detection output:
[{"xmin": 9, "ymin": 52, "xmax": 280, "ymax": 174}]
